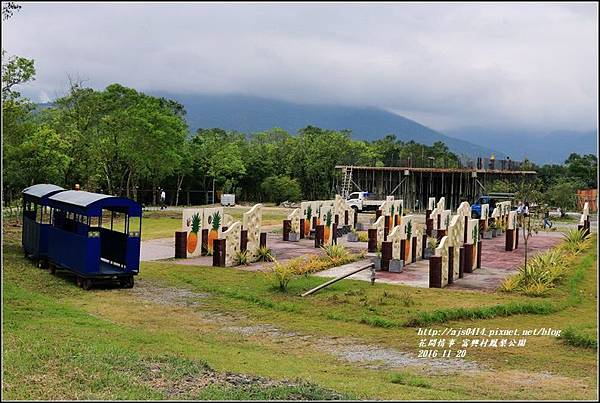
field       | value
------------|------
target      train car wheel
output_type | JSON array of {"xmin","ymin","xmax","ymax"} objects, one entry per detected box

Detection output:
[
  {"xmin": 82, "ymin": 278, "xmax": 93, "ymax": 290},
  {"xmin": 121, "ymin": 276, "xmax": 134, "ymax": 289}
]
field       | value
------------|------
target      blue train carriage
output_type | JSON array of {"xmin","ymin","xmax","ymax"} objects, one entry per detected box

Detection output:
[
  {"xmin": 22, "ymin": 184, "xmax": 66, "ymax": 267},
  {"xmin": 46, "ymin": 190, "xmax": 142, "ymax": 290}
]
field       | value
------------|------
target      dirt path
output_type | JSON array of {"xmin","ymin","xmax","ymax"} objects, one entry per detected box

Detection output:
[{"xmin": 128, "ymin": 279, "xmax": 481, "ymax": 374}]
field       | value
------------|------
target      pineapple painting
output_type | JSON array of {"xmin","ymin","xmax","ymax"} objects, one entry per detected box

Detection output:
[
  {"xmin": 472, "ymin": 223, "xmax": 479, "ymax": 266},
  {"xmin": 206, "ymin": 210, "xmax": 222, "ymax": 254},
  {"xmin": 389, "ymin": 205, "xmax": 395, "ymax": 228},
  {"xmin": 304, "ymin": 205, "xmax": 312, "ymax": 237},
  {"xmin": 187, "ymin": 213, "xmax": 201, "ymax": 253},
  {"xmin": 316, "ymin": 204, "xmax": 322, "ymax": 226},
  {"xmin": 323, "ymin": 210, "xmax": 333, "ymax": 243},
  {"xmin": 405, "ymin": 220, "xmax": 412, "ymax": 261}
]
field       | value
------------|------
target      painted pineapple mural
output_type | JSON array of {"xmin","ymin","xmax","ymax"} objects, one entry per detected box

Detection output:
[
  {"xmin": 207, "ymin": 210, "xmax": 221, "ymax": 254},
  {"xmin": 304, "ymin": 205, "xmax": 312, "ymax": 237},
  {"xmin": 323, "ymin": 210, "xmax": 333, "ymax": 242},
  {"xmin": 187, "ymin": 213, "xmax": 201, "ymax": 254},
  {"xmin": 405, "ymin": 220, "xmax": 413, "ymax": 261}
]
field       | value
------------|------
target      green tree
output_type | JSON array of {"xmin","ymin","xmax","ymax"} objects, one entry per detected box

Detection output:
[
  {"xmin": 564, "ymin": 153, "xmax": 597, "ymax": 188},
  {"xmin": 546, "ymin": 178, "xmax": 583, "ymax": 215},
  {"xmin": 261, "ymin": 176, "xmax": 302, "ymax": 204}
]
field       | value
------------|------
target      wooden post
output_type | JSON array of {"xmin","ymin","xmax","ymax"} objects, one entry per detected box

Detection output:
[
  {"xmin": 367, "ymin": 228, "xmax": 377, "ymax": 252},
  {"xmin": 400, "ymin": 239, "xmax": 406, "ymax": 261},
  {"xmin": 213, "ymin": 239, "xmax": 225, "ymax": 267},
  {"xmin": 333, "ymin": 223, "xmax": 338, "ymax": 245},
  {"xmin": 411, "ymin": 236, "xmax": 417, "ymax": 263},
  {"xmin": 448, "ymin": 246, "xmax": 454, "ymax": 284},
  {"xmin": 429, "ymin": 256, "xmax": 442, "ymax": 288},
  {"xmin": 425, "ymin": 209, "xmax": 433, "ymax": 236},
  {"xmin": 464, "ymin": 244, "xmax": 473, "ymax": 273},
  {"xmin": 259, "ymin": 232, "xmax": 267, "ymax": 248},
  {"xmin": 463, "ymin": 216, "xmax": 469, "ymax": 244},
  {"xmin": 353, "ymin": 209, "xmax": 358, "ymax": 229},
  {"xmin": 422, "ymin": 234, "xmax": 427, "ymax": 259},
  {"xmin": 376, "ymin": 209, "xmax": 382, "ymax": 220},
  {"xmin": 283, "ymin": 219, "xmax": 291, "ymax": 241},
  {"xmin": 381, "ymin": 241, "xmax": 392, "ymax": 271},
  {"xmin": 334, "ymin": 214, "xmax": 339, "ymax": 226},
  {"xmin": 383, "ymin": 220, "xmax": 389, "ymax": 241},
  {"xmin": 299, "ymin": 219, "xmax": 305, "ymax": 239},
  {"xmin": 344, "ymin": 210, "xmax": 349, "ymax": 226},
  {"xmin": 505, "ymin": 229, "xmax": 514, "ymax": 251},
  {"xmin": 476, "ymin": 240, "xmax": 482, "ymax": 269},
  {"xmin": 312, "ymin": 216, "xmax": 317, "ymax": 232},
  {"xmin": 315, "ymin": 225, "xmax": 324, "ymax": 248},
  {"xmin": 240, "ymin": 230, "xmax": 248, "ymax": 252},
  {"xmin": 459, "ymin": 246, "xmax": 465, "ymax": 278},
  {"xmin": 515, "ymin": 227, "xmax": 519, "ymax": 249},
  {"xmin": 175, "ymin": 231, "xmax": 187, "ymax": 258},
  {"xmin": 201, "ymin": 229, "xmax": 209, "ymax": 256}
]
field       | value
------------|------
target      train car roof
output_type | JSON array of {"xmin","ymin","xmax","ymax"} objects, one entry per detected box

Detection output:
[
  {"xmin": 22, "ymin": 184, "xmax": 65, "ymax": 199},
  {"xmin": 47, "ymin": 190, "xmax": 142, "ymax": 216}
]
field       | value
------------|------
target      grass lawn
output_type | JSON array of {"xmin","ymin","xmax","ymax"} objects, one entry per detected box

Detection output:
[
  {"xmin": 139, "ymin": 207, "xmax": 292, "ymax": 240},
  {"xmin": 2, "ymin": 220, "xmax": 597, "ymax": 400}
]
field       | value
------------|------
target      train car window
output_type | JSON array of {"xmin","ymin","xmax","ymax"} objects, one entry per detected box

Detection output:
[
  {"xmin": 89, "ymin": 216, "xmax": 100, "ymax": 228},
  {"xmin": 36, "ymin": 205, "xmax": 43, "ymax": 223},
  {"xmin": 128, "ymin": 216, "xmax": 141, "ymax": 237},
  {"xmin": 100, "ymin": 209, "xmax": 113, "ymax": 229},
  {"xmin": 111, "ymin": 211, "xmax": 126, "ymax": 233}
]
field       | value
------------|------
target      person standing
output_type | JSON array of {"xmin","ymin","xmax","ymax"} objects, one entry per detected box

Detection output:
[
  {"xmin": 543, "ymin": 205, "xmax": 553, "ymax": 229},
  {"xmin": 160, "ymin": 189, "xmax": 166, "ymax": 210}
]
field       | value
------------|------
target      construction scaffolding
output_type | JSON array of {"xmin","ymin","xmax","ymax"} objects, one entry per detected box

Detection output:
[{"xmin": 334, "ymin": 165, "xmax": 537, "ymax": 212}]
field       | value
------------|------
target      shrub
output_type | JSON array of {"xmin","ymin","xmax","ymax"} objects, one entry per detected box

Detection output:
[
  {"xmin": 255, "ymin": 246, "xmax": 274, "ymax": 262},
  {"xmin": 426, "ymin": 236, "xmax": 438, "ymax": 249},
  {"xmin": 357, "ymin": 231, "xmax": 369, "ymax": 242},
  {"xmin": 235, "ymin": 250, "xmax": 249, "ymax": 266},
  {"xmin": 269, "ymin": 258, "xmax": 302, "ymax": 292},
  {"xmin": 562, "ymin": 228, "xmax": 590, "ymax": 255}
]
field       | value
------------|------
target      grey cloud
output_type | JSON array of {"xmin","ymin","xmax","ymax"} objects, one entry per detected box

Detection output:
[{"xmin": 1, "ymin": 2, "xmax": 597, "ymax": 132}]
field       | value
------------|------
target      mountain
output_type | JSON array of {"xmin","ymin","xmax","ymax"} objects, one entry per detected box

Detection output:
[
  {"xmin": 152, "ymin": 93, "xmax": 503, "ymax": 159},
  {"xmin": 446, "ymin": 127, "xmax": 598, "ymax": 165}
]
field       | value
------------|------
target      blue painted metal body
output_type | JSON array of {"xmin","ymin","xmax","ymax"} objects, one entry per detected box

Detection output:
[
  {"xmin": 42, "ymin": 189, "xmax": 142, "ymax": 279},
  {"xmin": 21, "ymin": 184, "xmax": 66, "ymax": 259}
]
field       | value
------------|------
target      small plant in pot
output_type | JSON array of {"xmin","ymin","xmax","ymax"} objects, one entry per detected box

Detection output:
[
  {"xmin": 482, "ymin": 223, "xmax": 493, "ymax": 239},
  {"xmin": 347, "ymin": 228, "xmax": 359, "ymax": 242},
  {"xmin": 389, "ymin": 258, "xmax": 403, "ymax": 273},
  {"xmin": 489, "ymin": 221, "xmax": 498, "ymax": 237},
  {"xmin": 288, "ymin": 230, "xmax": 300, "ymax": 242},
  {"xmin": 424, "ymin": 236, "xmax": 438, "ymax": 259}
]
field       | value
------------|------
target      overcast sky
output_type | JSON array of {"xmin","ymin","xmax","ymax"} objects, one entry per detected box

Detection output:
[{"xmin": 2, "ymin": 2, "xmax": 598, "ymax": 132}]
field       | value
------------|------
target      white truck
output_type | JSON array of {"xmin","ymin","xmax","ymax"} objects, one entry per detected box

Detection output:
[{"xmin": 346, "ymin": 191, "xmax": 387, "ymax": 212}]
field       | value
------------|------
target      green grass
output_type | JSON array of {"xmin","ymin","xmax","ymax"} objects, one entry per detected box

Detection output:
[
  {"xmin": 2, "ymin": 221, "xmax": 598, "ymax": 400},
  {"xmin": 389, "ymin": 372, "xmax": 432, "ymax": 389},
  {"xmin": 560, "ymin": 327, "xmax": 598, "ymax": 350}
]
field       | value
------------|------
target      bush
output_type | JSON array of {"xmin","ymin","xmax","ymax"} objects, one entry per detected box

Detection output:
[
  {"xmin": 255, "ymin": 246, "xmax": 274, "ymax": 262},
  {"xmin": 261, "ymin": 175, "xmax": 302, "ymax": 204},
  {"xmin": 561, "ymin": 228, "xmax": 590, "ymax": 255},
  {"xmin": 357, "ymin": 231, "xmax": 369, "ymax": 242},
  {"xmin": 269, "ymin": 258, "xmax": 303, "ymax": 292},
  {"xmin": 499, "ymin": 248, "xmax": 567, "ymax": 295},
  {"xmin": 235, "ymin": 250, "xmax": 249, "ymax": 266}
]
